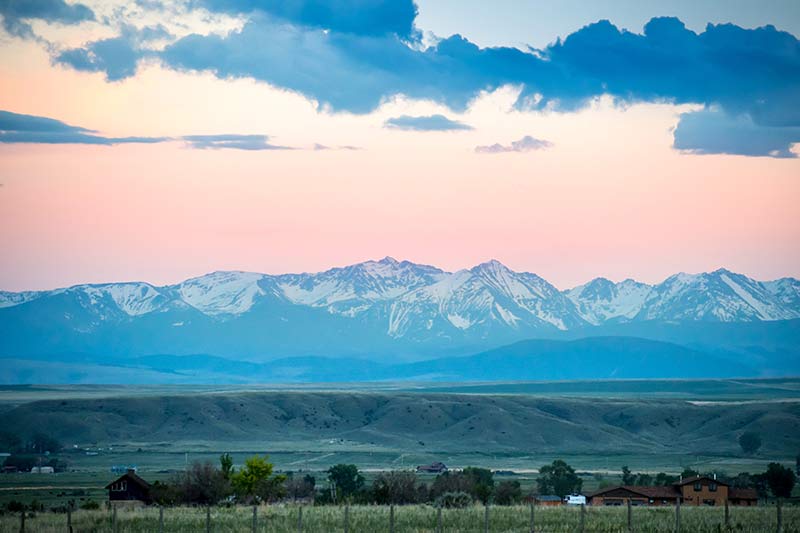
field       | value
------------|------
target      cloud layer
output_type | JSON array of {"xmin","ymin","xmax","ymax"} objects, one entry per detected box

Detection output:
[
  {"xmin": 0, "ymin": 0, "xmax": 94, "ymax": 38},
  {"xmin": 475, "ymin": 135, "xmax": 552, "ymax": 154},
  {"xmin": 0, "ymin": 110, "xmax": 166, "ymax": 145},
  {"xmin": 182, "ymin": 134, "xmax": 290, "ymax": 150},
  {"xmin": 384, "ymin": 114, "xmax": 472, "ymax": 131}
]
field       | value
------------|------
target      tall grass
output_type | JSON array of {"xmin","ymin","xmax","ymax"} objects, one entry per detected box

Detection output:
[{"xmin": 3, "ymin": 503, "xmax": 795, "ymax": 532}]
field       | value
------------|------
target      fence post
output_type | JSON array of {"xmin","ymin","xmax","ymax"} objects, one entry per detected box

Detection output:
[
  {"xmin": 159, "ymin": 506, "xmax": 164, "ymax": 533},
  {"xmin": 344, "ymin": 504, "xmax": 349, "ymax": 533},
  {"xmin": 389, "ymin": 504, "xmax": 395, "ymax": 533},
  {"xmin": 252, "ymin": 505, "xmax": 257, "ymax": 533},
  {"xmin": 724, "ymin": 499, "xmax": 729, "ymax": 528},
  {"xmin": 67, "ymin": 507, "xmax": 72, "ymax": 533},
  {"xmin": 530, "ymin": 502, "xmax": 535, "ymax": 533},
  {"xmin": 298, "ymin": 505, "xmax": 303, "ymax": 533},
  {"xmin": 436, "ymin": 506, "xmax": 442, "ymax": 533},
  {"xmin": 777, "ymin": 498, "xmax": 783, "ymax": 533},
  {"xmin": 484, "ymin": 504, "xmax": 489, "ymax": 533},
  {"xmin": 675, "ymin": 499, "xmax": 681, "ymax": 533},
  {"xmin": 112, "ymin": 505, "xmax": 118, "ymax": 533},
  {"xmin": 580, "ymin": 503, "xmax": 585, "ymax": 533},
  {"xmin": 19, "ymin": 510, "xmax": 24, "ymax": 533},
  {"xmin": 206, "ymin": 505, "xmax": 211, "ymax": 533},
  {"xmin": 627, "ymin": 499, "xmax": 632, "ymax": 532}
]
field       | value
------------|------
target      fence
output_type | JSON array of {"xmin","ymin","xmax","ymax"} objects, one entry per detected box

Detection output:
[{"xmin": 8, "ymin": 500, "xmax": 796, "ymax": 533}]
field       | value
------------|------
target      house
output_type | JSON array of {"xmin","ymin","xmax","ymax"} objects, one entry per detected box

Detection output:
[
  {"xmin": 416, "ymin": 462, "xmax": 447, "ymax": 474},
  {"xmin": 1, "ymin": 466, "xmax": 18, "ymax": 474},
  {"xmin": 587, "ymin": 476, "xmax": 758, "ymax": 507},
  {"xmin": 533, "ymin": 495, "xmax": 562, "ymax": 506},
  {"xmin": 105, "ymin": 469, "xmax": 151, "ymax": 504}
]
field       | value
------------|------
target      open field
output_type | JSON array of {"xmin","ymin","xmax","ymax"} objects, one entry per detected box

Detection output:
[
  {"xmin": 2, "ymin": 503, "xmax": 797, "ymax": 532},
  {"xmin": 1, "ymin": 380, "xmax": 798, "ymax": 512}
]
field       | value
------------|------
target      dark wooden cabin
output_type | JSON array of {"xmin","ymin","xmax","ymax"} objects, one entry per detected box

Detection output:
[{"xmin": 105, "ymin": 469, "xmax": 151, "ymax": 503}]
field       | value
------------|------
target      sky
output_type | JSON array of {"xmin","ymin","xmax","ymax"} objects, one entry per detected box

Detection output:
[{"xmin": 0, "ymin": 0, "xmax": 798, "ymax": 291}]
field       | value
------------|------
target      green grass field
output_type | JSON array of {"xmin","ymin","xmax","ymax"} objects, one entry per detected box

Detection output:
[
  {"xmin": 2, "ymin": 503, "xmax": 796, "ymax": 532},
  {"xmin": 1, "ymin": 379, "xmax": 798, "ymax": 516}
]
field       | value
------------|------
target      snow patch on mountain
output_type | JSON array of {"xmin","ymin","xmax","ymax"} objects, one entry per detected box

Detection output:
[
  {"xmin": 175, "ymin": 271, "xmax": 267, "ymax": 315},
  {"xmin": 566, "ymin": 278, "xmax": 652, "ymax": 325}
]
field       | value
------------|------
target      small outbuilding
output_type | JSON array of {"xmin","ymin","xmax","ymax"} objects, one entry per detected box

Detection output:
[
  {"xmin": 534, "ymin": 495, "xmax": 563, "ymax": 506},
  {"xmin": 30, "ymin": 466, "xmax": 55, "ymax": 474},
  {"xmin": 105, "ymin": 469, "xmax": 151, "ymax": 504},
  {"xmin": 416, "ymin": 462, "xmax": 448, "ymax": 474}
]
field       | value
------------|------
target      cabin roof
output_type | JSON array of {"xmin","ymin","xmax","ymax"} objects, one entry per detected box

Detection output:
[{"xmin": 105, "ymin": 471, "xmax": 150, "ymax": 490}]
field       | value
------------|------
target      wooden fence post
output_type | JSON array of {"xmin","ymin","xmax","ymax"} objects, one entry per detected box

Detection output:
[
  {"xmin": 206, "ymin": 505, "xmax": 211, "ymax": 533},
  {"xmin": 344, "ymin": 504, "xmax": 349, "ymax": 533},
  {"xmin": 298, "ymin": 505, "xmax": 303, "ymax": 533},
  {"xmin": 19, "ymin": 510, "xmax": 24, "ymax": 533},
  {"xmin": 627, "ymin": 499, "xmax": 632, "ymax": 532},
  {"xmin": 777, "ymin": 498, "xmax": 783, "ymax": 533},
  {"xmin": 529, "ymin": 502, "xmax": 535, "ymax": 533},
  {"xmin": 389, "ymin": 504, "xmax": 395, "ymax": 533},
  {"xmin": 252, "ymin": 505, "xmax": 257, "ymax": 533},
  {"xmin": 675, "ymin": 499, "xmax": 681, "ymax": 533},
  {"xmin": 436, "ymin": 506, "xmax": 442, "ymax": 533},
  {"xmin": 159, "ymin": 506, "xmax": 164, "ymax": 533},
  {"xmin": 724, "ymin": 500, "xmax": 729, "ymax": 528},
  {"xmin": 67, "ymin": 507, "xmax": 72, "ymax": 533},
  {"xmin": 484, "ymin": 504, "xmax": 489, "ymax": 533},
  {"xmin": 580, "ymin": 504, "xmax": 585, "ymax": 533},
  {"xmin": 112, "ymin": 505, "xmax": 118, "ymax": 533}
]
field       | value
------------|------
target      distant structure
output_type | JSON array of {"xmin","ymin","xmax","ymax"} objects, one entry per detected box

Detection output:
[
  {"xmin": 416, "ymin": 462, "xmax": 448, "ymax": 474},
  {"xmin": 534, "ymin": 495, "xmax": 563, "ymax": 506},
  {"xmin": 106, "ymin": 469, "xmax": 152, "ymax": 504},
  {"xmin": 587, "ymin": 476, "xmax": 758, "ymax": 506},
  {"xmin": 30, "ymin": 466, "xmax": 54, "ymax": 474}
]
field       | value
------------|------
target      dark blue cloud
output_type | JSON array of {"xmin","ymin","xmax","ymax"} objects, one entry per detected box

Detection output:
[
  {"xmin": 0, "ymin": 110, "xmax": 167, "ymax": 145},
  {"xmin": 0, "ymin": 0, "xmax": 94, "ymax": 38},
  {"xmin": 194, "ymin": 0, "xmax": 418, "ymax": 39},
  {"xmin": 55, "ymin": 24, "xmax": 170, "ymax": 82},
  {"xmin": 182, "ymin": 134, "xmax": 291, "ymax": 150},
  {"xmin": 674, "ymin": 108, "xmax": 800, "ymax": 158},
  {"xmin": 384, "ymin": 114, "xmax": 472, "ymax": 131},
  {"xmin": 49, "ymin": 11, "xmax": 800, "ymax": 157},
  {"xmin": 475, "ymin": 135, "xmax": 552, "ymax": 154}
]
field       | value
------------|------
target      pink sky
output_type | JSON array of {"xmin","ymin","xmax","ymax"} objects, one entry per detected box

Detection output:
[{"xmin": 1, "ymin": 17, "xmax": 799, "ymax": 291}]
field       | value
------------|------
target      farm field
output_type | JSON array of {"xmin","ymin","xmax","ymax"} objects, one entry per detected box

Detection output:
[
  {"xmin": 1, "ymin": 503, "xmax": 797, "ymax": 532},
  {"xmin": 1, "ymin": 379, "xmax": 798, "ymax": 513}
]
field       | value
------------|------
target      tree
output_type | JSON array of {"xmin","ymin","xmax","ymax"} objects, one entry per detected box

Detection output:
[
  {"xmin": 286, "ymin": 474, "xmax": 316, "ymax": 501},
  {"xmin": 621, "ymin": 466, "xmax": 635, "ymax": 485},
  {"xmin": 463, "ymin": 467, "xmax": 494, "ymax": 504},
  {"xmin": 26, "ymin": 433, "xmax": 62, "ymax": 454},
  {"xmin": 636, "ymin": 473, "xmax": 653, "ymax": 486},
  {"xmin": 371, "ymin": 471, "xmax": 422, "ymax": 504},
  {"xmin": 220, "ymin": 453, "xmax": 234, "ymax": 479},
  {"xmin": 231, "ymin": 455, "xmax": 285, "ymax": 503},
  {"xmin": 178, "ymin": 461, "xmax": 231, "ymax": 505},
  {"xmin": 765, "ymin": 463, "xmax": 796, "ymax": 498},
  {"xmin": 654, "ymin": 473, "xmax": 678, "ymax": 486},
  {"xmin": 327, "ymin": 464, "xmax": 364, "ymax": 502},
  {"xmin": 680, "ymin": 467, "xmax": 699, "ymax": 479},
  {"xmin": 494, "ymin": 480, "xmax": 522, "ymax": 505},
  {"xmin": 537, "ymin": 460, "xmax": 582, "ymax": 498},
  {"xmin": 739, "ymin": 431, "xmax": 762, "ymax": 455}
]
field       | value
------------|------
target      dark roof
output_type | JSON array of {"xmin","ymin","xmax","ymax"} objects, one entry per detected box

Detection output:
[
  {"xmin": 674, "ymin": 476, "xmax": 729, "ymax": 487},
  {"xmin": 105, "ymin": 471, "xmax": 150, "ymax": 490},
  {"xmin": 536, "ymin": 495, "xmax": 562, "ymax": 502},
  {"xmin": 588, "ymin": 485, "xmax": 680, "ymax": 499},
  {"xmin": 729, "ymin": 488, "xmax": 759, "ymax": 500}
]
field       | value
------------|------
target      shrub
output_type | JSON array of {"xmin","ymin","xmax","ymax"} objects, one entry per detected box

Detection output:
[
  {"xmin": 493, "ymin": 480, "xmax": 521, "ymax": 505},
  {"xmin": 80, "ymin": 501, "xmax": 100, "ymax": 510},
  {"xmin": 436, "ymin": 491, "xmax": 473, "ymax": 508}
]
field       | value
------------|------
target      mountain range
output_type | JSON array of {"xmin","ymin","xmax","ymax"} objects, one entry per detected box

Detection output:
[{"xmin": 1, "ymin": 258, "xmax": 799, "ymax": 365}]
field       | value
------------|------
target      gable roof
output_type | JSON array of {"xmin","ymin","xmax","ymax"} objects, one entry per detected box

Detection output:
[
  {"xmin": 729, "ymin": 488, "xmax": 759, "ymax": 500},
  {"xmin": 588, "ymin": 485, "xmax": 680, "ymax": 499},
  {"xmin": 674, "ymin": 476, "xmax": 729, "ymax": 487},
  {"xmin": 105, "ymin": 471, "xmax": 150, "ymax": 490}
]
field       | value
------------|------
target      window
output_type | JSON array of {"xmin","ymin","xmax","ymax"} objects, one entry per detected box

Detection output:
[
  {"xmin": 112, "ymin": 480, "xmax": 127, "ymax": 492},
  {"xmin": 693, "ymin": 483, "xmax": 702, "ymax": 491},
  {"xmin": 702, "ymin": 499, "xmax": 716, "ymax": 506},
  {"xmin": 709, "ymin": 483, "xmax": 717, "ymax": 492}
]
